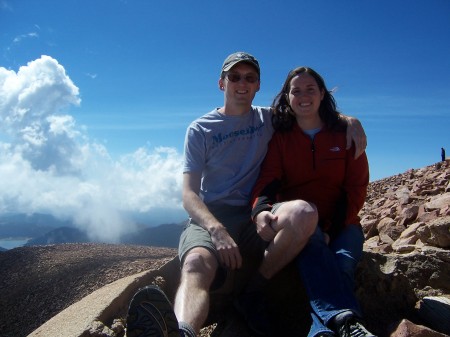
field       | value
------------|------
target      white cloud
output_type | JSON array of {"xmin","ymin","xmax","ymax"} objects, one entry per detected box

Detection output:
[
  {"xmin": 85, "ymin": 72, "xmax": 98, "ymax": 79},
  {"xmin": 13, "ymin": 32, "xmax": 39, "ymax": 43},
  {"xmin": 0, "ymin": 56, "xmax": 186, "ymax": 242}
]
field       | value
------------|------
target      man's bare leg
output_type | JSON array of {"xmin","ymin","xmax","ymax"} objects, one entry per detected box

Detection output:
[{"xmin": 174, "ymin": 247, "xmax": 218, "ymax": 334}]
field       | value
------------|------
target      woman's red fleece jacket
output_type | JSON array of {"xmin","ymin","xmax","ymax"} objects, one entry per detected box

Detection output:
[{"xmin": 251, "ymin": 123, "xmax": 369, "ymax": 235}]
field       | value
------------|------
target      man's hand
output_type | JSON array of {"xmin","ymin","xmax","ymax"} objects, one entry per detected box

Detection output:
[
  {"xmin": 254, "ymin": 211, "xmax": 278, "ymax": 242},
  {"xmin": 345, "ymin": 116, "xmax": 367, "ymax": 159},
  {"xmin": 210, "ymin": 227, "xmax": 242, "ymax": 270}
]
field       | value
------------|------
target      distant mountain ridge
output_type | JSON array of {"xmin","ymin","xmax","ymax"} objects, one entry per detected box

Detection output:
[
  {"xmin": 0, "ymin": 213, "xmax": 71, "ymax": 238},
  {"xmin": 25, "ymin": 227, "xmax": 90, "ymax": 246},
  {"xmin": 0, "ymin": 212, "xmax": 187, "ymax": 250},
  {"xmin": 23, "ymin": 222, "xmax": 186, "ymax": 248}
]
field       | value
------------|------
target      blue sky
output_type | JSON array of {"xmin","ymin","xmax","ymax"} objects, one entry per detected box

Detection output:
[{"xmin": 0, "ymin": 0, "xmax": 449, "ymax": 239}]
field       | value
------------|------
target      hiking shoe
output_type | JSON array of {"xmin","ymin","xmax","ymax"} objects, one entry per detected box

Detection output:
[
  {"xmin": 126, "ymin": 285, "xmax": 181, "ymax": 337},
  {"xmin": 234, "ymin": 290, "xmax": 274, "ymax": 337},
  {"xmin": 336, "ymin": 316, "xmax": 376, "ymax": 337}
]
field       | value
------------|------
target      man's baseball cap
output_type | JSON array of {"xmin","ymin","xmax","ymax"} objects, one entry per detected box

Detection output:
[{"xmin": 221, "ymin": 52, "xmax": 260, "ymax": 77}]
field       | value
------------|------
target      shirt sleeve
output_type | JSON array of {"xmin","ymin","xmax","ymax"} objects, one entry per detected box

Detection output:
[
  {"xmin": 250, "ymin": 134, "xmax": 283, "ymax": 219},
  {"xmin": 183, "ymin": 123, "xmax": 205, "ymax": 174},
  {"xmin": 343, "ymin": 146, "xmax": 369, "ymax": 226}
]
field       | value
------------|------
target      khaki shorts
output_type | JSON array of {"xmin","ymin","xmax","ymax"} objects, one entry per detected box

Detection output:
[
  {"xmin": 270, "ymin": 202, "xmax": 284, "ymax": 214},
  {"xmin": 178, "ymin": 204, "xmax": 267, "ymax": 293}
]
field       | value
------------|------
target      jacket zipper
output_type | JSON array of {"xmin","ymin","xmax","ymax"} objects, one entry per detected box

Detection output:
[{"xmin": 311, "ymin": 138, "xmax": 316, "ymax": 170}]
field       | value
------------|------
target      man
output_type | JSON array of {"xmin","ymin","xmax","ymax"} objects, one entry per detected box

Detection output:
[{"xmin": 126, "ymin": 52, "xmax": 367, "ymax": 337}]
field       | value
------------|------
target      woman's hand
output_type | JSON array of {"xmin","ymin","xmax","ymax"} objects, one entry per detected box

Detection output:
[{"xmin": 254, "ymin": 211, "xmax": 278, "ymax": 242}]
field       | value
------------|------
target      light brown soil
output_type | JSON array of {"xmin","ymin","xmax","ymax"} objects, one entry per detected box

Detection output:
[{"xmin": 0, "ymin": 243, "xmax": 177, "ymax": 337}]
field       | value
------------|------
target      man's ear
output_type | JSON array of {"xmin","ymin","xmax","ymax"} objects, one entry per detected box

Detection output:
[{"xmin": 218, "ymin": 78, "xmax": 225, "ymax": 91}]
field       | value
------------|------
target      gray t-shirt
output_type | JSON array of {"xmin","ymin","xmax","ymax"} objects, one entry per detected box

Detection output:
[{"xmin": 183, "ymin": 106, "xmax": 274, "ymax": 206}]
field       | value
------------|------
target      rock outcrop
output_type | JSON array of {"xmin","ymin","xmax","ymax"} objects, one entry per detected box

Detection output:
[{"xmin": 356, "ymin": 161, "xmax": 450, "ymax": 336}]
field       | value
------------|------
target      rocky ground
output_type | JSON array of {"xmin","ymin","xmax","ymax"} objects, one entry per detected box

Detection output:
[
  {"xmin": 1, "ymin": 161, "xmax": 449, "ymax": 337},
  {"xmin": 0, "ymin": 244, "xmax": 177, "ymax": 337}
]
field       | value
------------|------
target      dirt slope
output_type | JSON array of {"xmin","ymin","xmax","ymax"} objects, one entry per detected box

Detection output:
[{"xmin": 0, "ymin": 243, "xmax": 177, "ymax": 337}]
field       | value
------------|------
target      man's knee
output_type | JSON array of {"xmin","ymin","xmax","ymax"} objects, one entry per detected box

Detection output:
[{"xmin": 181, "ymin": 248, "xmax": 217, "ymax": 280}]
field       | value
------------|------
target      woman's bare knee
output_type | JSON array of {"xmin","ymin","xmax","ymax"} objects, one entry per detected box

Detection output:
[
  {"xmin": 276, "ymin": 200, "xmax": 318, "ymax": 236},
  {"xmin": 291, "ymin": 199, "xmax": 317, "ymax": 214}
]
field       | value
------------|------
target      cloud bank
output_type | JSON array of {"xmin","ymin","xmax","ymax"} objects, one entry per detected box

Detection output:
[{"xmin": 0, "ymin": 56, "xmax": 186, "ymax": 242}]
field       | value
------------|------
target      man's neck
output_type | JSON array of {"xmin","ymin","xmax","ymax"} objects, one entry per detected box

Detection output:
[{"xmin": 218, "ymin": 103, "xmax": 252, "ymax": 116}]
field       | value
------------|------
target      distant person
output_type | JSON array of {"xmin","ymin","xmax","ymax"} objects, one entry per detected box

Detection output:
[
  {"xmin": 442, "ymin": 147, "xmax": 446, "ymax": 162},
  {"xmin": 251, "ymin": 66, "xmax": 375, "ymax": 337},
  {"xmin": 125, "ymin": 52, "xmax": 367, "ymax": 337}
]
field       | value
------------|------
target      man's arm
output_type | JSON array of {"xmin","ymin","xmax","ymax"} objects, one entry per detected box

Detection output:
[
  {"xmin": 342, "ymin": 115, "xmax": 367, "ymax": 159},
  {"xmin": 182, "ymin": 171, "xmax": 223, "ymax": 232},
  {"xmin": 182, "ymin": 172, "xmax": 242, "ymax": 269}
]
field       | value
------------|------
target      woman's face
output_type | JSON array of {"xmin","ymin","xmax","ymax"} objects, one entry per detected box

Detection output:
[{"xmin": 287, "ymin": 72, "xmax": 324, "ymax": 119}]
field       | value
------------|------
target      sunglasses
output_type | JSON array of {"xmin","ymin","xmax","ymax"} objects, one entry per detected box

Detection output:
[{"xmin": 225, "ymin": 72, "xmax": 259, "ymax": 83}]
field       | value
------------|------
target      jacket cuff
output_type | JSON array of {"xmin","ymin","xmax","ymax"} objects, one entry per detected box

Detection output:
[{"xmin": 251, "ymin": 204, "xmax": 273, "ymax": 222}]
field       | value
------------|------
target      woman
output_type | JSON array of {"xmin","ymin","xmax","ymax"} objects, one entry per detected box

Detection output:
[{"xmin": 251, "ymin": 67, "xmax": 375, "ymax": 337}]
